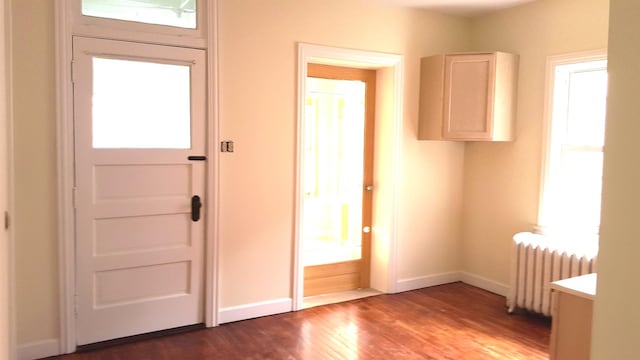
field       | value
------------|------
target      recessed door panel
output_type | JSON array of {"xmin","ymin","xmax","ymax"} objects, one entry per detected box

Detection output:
[
  {"xmin": 94, "ymin": 214, "xmax": 192, "ymax": 255},
  {"xmin": 94, "ymin": 164, "xmax": 193, "ymax": 200},
  {"xmin": 95, "ymin": 261, "xmax": 191, "ymax": 307}
]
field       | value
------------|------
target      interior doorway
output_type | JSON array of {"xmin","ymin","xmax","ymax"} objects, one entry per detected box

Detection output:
[
  {"xmin": 302, "ymin": 64, "xmax": 376, "ymax": 299},
  {"xmin": 294, "ymin": 43, "xmax": 404, "ymax": 312}
]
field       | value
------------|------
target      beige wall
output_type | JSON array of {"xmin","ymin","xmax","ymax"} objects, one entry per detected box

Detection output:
[
  {"xmin": 462, "ymin": 0, "xmax": 610, "ymax": 286},
  {"xmin": 11, "ymin": 0, "xmax": 59, "ymax": 345},
  {"xmin": 592, "ymin": 0, "xmax": 640, "ymax": 357},
  {"xmin": 217, "ymin": 0, "xmax": 469, "ymax": 307},
  {"xmin": 1, "ymin": 0, "xmax": 10, "ymax": 358}
]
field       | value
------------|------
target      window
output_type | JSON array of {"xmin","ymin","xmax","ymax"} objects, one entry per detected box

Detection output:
[
  {"xmin": 71, "ymin": 0, "xmax": 207, "ymax": 49},
  {"xmin": 538, "ymin": 51, "xmax": 608, "ymax": 242},
  {"xmin": 81, "ymin": 0, "xmax": 197, "ymax": 29},
  {"xmin": 92, "ymin": 57, "xmax": 192, "ymax": 149}
]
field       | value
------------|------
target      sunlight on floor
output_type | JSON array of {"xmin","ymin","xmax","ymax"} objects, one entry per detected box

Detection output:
[{"xmin": 303, "ymin": 288, "xmax": 383, "ymax": 309}]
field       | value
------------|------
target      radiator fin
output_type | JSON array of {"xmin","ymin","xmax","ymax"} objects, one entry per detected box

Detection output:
[{"xmin": 507, "ymin": 232, "xmax": 598, "ymax": 317}]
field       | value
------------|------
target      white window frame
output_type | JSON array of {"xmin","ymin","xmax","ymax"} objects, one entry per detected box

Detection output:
[
  {"xmin": 537, "ymin": 49, "xmax": 607, "ymax": 242},
  {"xmin": 69, "ymin": 0, "xmax": 208, "ymax": 48}
]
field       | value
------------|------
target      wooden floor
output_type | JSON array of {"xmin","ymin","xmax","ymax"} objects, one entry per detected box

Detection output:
[{"xmin": 50, "ymin": 283, "xmax": 550, "ymax": 360}]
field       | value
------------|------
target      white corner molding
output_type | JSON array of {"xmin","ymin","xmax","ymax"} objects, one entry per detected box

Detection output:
[
  {"xmin": 460, "ymin": 272, "xmax": 509, "ymax": 297},
  {"xmin": 17, "ymin": 339, "xmax": 61, "ymax": 360},
  {"xmin": 217, "ymin": 298, "xmax": 293, "ymax": 324},
  {"xmin": 394, "ymin": 272, "xmax": 509, "ymax": 297},
  {"xmin": 395, "ymin": 272, "xmax": 462, "ymax": 293}
]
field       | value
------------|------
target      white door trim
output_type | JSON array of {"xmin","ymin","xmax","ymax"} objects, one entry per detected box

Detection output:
[
  {"xmin": 293, "ymin": 43, "xmax": 403, "ymax": 310},
  {"xmin": 54, "ymin": 0, "xmax": 220, "ymax": 353},
  {"xmin": 54, "ymin": 1, "xmax": 76, "ymax": 353},
  {"xmin": 2, "ymin": 0, "xmax": 16, "ymax": 357},
  {"xmin": 205, "ymin": 0, "xmax": 221, "ymax": 331}
]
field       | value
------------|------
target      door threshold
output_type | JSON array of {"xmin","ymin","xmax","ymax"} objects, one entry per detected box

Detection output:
[
  {"xmin": 302, "ymin": 288, "xmax": 383, "ymax": 309},
  {"xmin": 76, "ymin": 323, "xmax": 206, "ymax": 352}
]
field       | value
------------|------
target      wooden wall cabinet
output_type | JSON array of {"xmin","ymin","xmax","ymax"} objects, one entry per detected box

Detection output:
[{"xmin": 418, "ymin": 52, "xmax": 519, "ymax": 141}]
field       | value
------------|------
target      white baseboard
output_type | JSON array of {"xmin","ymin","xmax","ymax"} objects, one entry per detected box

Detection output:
[
  {"xmin": 460, "ymin": 272, "xmax": 509, "ymax": 297},
  {"xmin": 17, "ymin": 338, "xmax": 60, "ymax": 360},
  {"xmin": 218, "ymin": 298, "xmax": 292, "ymax": 324},
  {"xmin": 394, "ymin": 271, "xmax": 509, "ymax": 298},
  {"xmin": 395, "ymin": 272, "xmax": 462, "ymax": 293}
]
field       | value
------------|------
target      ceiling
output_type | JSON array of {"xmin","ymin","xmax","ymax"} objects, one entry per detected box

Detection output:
[{"xmin": 377, "ymin": 0, "xmax": 537, "ymax": 16}]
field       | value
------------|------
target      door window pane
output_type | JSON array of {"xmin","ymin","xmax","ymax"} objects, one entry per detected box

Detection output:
[
  {"xmin": 82, "ymin": 0, "xmax": 197, "ymax": 29},
  {"xmin": 303, "ymin": 77, "xmax": 366, "ymax": 266},
  {"xmin": 92, "ymin": 58, "xmax": 191, "ymax": 149}
]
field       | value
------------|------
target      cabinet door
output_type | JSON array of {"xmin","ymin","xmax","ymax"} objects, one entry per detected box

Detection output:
[
  {"xmin": 443, "ymin": 53, "xmax": 496, "ymax": 140},
  {"xmin": 550, "ymin": 292, "xmax": 593, "ymax": 360}
]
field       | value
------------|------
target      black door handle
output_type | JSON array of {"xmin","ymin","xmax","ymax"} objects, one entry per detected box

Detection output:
[{"xmin": 191, "ymin": 195, "xmax": 202, "ymax": 222}]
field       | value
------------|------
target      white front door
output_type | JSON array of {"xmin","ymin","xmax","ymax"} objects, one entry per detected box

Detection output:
[{"xmin": 73, "ymin": 37, "xmax": 207, "ymax": 345}]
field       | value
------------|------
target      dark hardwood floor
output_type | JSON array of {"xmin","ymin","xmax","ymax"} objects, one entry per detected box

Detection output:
[{"xmin": 50, "ymin": 283, "xmax": 550, "ymax": 360}]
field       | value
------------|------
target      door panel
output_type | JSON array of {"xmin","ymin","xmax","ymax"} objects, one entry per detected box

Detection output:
[
  {"xmin": 94, "ymin": 214, "xmax": 191, "ymax": 255},
  {"xmin": 303, "ymin": 64, "xmax": 376, "ymax": 297},
  {"xmin": 443, "ymin": 54, "xmax": 495, "ymax": 138},
  {"xmin": 304, "ymin": 260, "xmax": 361, "ymax": 296},
  {"xmin": 73, "ymin": 36, "xmax": 206, "ymax": 345}
]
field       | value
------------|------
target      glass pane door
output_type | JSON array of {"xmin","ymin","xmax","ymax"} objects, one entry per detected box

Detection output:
[{"xmin": 303, "ymin": 77, "xmax": 366, "ymax": 266}]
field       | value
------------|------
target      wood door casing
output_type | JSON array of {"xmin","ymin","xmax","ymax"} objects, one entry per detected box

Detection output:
[{"xmin": 303, "ymin": 63, "xmax": 376, "ymax": 297}]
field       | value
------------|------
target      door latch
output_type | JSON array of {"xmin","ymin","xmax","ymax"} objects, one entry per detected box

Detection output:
[{"xmin": 191, "ymin": 195, "xmax": 202, "ymax": 222}]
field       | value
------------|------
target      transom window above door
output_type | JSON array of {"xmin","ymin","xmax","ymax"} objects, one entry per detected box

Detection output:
[
  {"xmin": 70, "ymin": 0, "xmax": 208, "ymax": 48},
  {"xmin": 82, "ymin": 0, "xmax": 197, "ymax": 29}
]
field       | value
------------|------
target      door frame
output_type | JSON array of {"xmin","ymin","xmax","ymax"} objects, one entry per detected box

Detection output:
[
  {"xmin": 294, "ymin": 43, "xmax": 404, "ymax": 310},
  {"xmin": 302, "ymin": 64, "xmax": 376, "ymax": 297},
  {"xmin": 55, "ymin": 1, "xmax": 220, "ymax": 353},
  {"xmin": 1, "ymin": 0, "xmax": 16, "ymax": 357}
]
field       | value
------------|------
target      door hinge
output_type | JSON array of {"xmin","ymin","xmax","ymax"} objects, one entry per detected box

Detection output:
[
  {"xmin": 74, "ymin": 293, "xmax": 79, "ymax": 318},
  {"xmin": 3, "ymin": 211, "xmax": 8, "ymax": 230},
  {"xmin": 70, "ymin": 60, "xmax": 76, "ymax": 83},
  {"xmin": 72, "ymin": 187, "xmax": 77, "ymax": 209}
]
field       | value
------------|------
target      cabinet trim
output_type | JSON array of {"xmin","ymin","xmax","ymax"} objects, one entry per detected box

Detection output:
[{"xmin": 417, "ymin": 51, "xmax": 518, "ymax": 142}]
